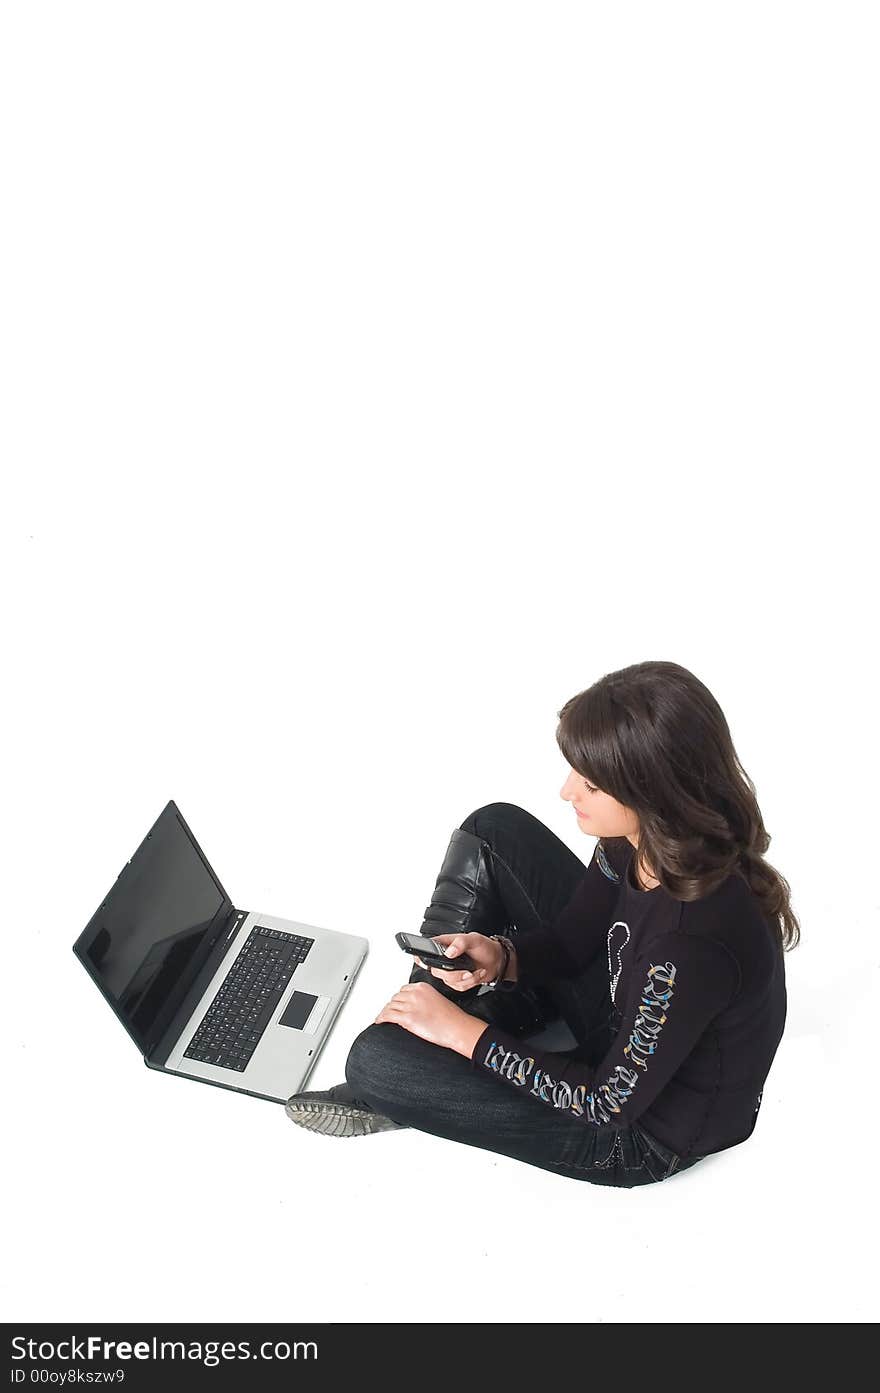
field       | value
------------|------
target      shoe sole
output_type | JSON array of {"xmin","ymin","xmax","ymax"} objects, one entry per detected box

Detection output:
[{"xmin": 284, "ymin": 1099, "xmax": 399, "ymax": 1137}]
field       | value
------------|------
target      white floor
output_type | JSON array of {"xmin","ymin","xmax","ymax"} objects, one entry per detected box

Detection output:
[
  {"xmin": 4, "ymin": 1, "xmax": 877, "ymax": 1327},
  {"xmin": 5, "ymin": 906, "xmax": 871, "ymax": 1324}
]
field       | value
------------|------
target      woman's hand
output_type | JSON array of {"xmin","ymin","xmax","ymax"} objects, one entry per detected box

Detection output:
[
  {"xmin": 373, "ymin": 981, "xmax": 486, "ymax": 1056},
  {"xmin": 413, "ymin": 932, "xmax": 504, "ymax": 991}
]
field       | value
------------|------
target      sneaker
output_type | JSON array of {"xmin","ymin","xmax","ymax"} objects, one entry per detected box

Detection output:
[{"xmin": 284, "ymin": 1081, "xmax": 406, "ymax": 1138}]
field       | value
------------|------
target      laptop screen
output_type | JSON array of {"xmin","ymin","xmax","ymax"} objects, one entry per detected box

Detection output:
[{"xmin": 76, "ymin": 802, "xmax": 230, "ymax": 1054}]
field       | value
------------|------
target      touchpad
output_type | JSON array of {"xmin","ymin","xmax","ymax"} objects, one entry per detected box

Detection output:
[
  {"xmin": 279, "ymin": 992, "xmax": 318, "ymax": 1030},
  {"xmin": 279, "ymin": 990, "xmax": 332, "ymax": 1035}
]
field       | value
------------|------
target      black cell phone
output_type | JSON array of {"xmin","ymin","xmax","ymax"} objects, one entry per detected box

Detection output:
[{"xmin": 395, "ymin": 931, "xmax": 478, "ymax": 972}]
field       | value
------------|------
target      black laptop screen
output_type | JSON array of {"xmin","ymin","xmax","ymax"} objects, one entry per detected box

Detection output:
[{"xmin": 79, "ymin": 804, "xmax": 228, "ymax": 1053}]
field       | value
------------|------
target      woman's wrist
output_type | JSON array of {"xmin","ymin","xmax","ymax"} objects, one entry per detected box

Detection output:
[
  {"xmin": 490, "ymin": 935, "xmax": 509, "ymax": 984},
  {"xmin": 488, "ymin": 934, "xmax": 518, "ymax": 987},
  {"xmin": 503, "ymin": 940, "xmax": 518, "ymax": 983},
  {"xmin": 452, "ymin": 1014, "xmax": 490, "ymax": 1059}
]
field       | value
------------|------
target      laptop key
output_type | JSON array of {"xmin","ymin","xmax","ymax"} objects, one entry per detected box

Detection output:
[{"xmin": 184, "ymin": 924, "xmax": 316, "ymax": 1071}]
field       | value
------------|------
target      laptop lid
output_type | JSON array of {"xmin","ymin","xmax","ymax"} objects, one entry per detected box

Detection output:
[{"xmin": 73, "ymin": 800, "xmax": 235, "ymax": 1058}]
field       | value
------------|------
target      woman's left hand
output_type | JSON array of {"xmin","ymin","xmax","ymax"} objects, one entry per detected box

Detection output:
[{"xmin": 373, "ymin": 982, "xmax": 476, "ymax": 1052}]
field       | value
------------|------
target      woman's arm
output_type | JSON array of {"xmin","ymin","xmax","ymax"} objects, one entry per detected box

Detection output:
[{"xmin": 461, "ymin": 930, "xmax": 740, "ymax": 1128}]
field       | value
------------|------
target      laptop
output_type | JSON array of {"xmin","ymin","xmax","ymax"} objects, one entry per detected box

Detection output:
[{"xmin": 72, "ymin": 800, "xmax": 368, "ymax": 1103}]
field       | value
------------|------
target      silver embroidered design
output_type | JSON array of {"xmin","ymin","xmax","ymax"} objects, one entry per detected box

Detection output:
[
  {"xmin": 484, "ymin": 1042, "xmax": 535, "ymax": 1087},
  {"xmin": 480, "ymin": 960, "xmax": 678, "ymax": 1128},
  {"xmin": 606, "ymin": 920, "xmax": 631, "ymax": 1005},
  {"xmin": 596, "ymin": 841, "xmax": 620, "ymax": 882}
]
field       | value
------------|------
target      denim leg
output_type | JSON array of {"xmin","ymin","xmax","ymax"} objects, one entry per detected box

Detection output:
[
  {"xmin": 459, "ymin": 802, "xmax": 589, "ymax": 937},
  {"xmin": 343, "ymin": 804, "xmax": 690, "ymax": 1187},
  {"xmin": 344, "ymin": 1020, "xmax": 678, "ymax": 1187}
]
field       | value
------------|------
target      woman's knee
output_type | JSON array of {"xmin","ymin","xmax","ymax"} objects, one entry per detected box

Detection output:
[
  {"xmin": 460, "ymin": 802, "xmax": 528, "ymax": 840},
  {"xmin": 345, "ymin": 1022, "xmax": 411, "ymax": 1096}
]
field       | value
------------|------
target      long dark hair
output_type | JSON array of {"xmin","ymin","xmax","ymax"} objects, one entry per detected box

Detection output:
[{"xmin": 556, "ymin": 660, "xmax": 801, "ymax": 951}]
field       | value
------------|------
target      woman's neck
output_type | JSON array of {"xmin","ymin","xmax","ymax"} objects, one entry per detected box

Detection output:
[{"xmin": 629, "ymin": 852, "xmax": 660, "ymax": 892}]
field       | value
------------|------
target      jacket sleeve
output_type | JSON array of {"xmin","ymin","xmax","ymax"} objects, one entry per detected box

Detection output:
[
  {"xmin": 469, "ymin": 930, "xmax": 741, "ymax": 1128},
  {"xmin": 512, "ymin": 838, "xmax": 630, "ymax": 986}
]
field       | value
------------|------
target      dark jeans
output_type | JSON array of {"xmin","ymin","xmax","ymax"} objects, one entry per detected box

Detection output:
[{"xmin": 345, "ymin": 803, "xmax": 704, "ymax": 1188}]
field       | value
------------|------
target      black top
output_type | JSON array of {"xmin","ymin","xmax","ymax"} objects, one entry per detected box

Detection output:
[{"xmin": 468, "ymin": 836, "xmax": 787, "ymax": 1159}]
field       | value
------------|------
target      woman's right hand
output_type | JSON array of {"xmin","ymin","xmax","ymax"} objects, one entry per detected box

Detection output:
[{"xmin": 414, "ymin": 932, "xmax": 503, "ymax": 992}]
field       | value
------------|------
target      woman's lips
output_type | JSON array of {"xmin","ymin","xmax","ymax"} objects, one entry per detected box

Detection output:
[{"xmin": 575, "ymin": 809, "xmax": 589, "ymax": 818}]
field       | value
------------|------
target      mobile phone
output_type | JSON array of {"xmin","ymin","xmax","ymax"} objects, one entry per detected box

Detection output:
[{"xmin": 395, "ymin": 931, "xmax": 478, "ymax": 972}]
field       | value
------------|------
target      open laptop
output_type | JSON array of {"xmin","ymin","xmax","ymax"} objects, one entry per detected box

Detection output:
[{"xmin": 72, "ymin": 800, "xmax": 368, "ymax": 1103}]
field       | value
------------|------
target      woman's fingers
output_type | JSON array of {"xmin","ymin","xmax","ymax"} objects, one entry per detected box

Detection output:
[
  {"xmin": 375, "ymin": 1001, "xmax": 412, "ymax": 1024},
  {"xmin": 436, "ymin": 968, "xmax": 486, "ymax": 990},
  {"xmin": 374, "ymin": 1005, "xmax": 402, "ymax": 1024},
  {"xmin": 375, "ymin": 986, "xmax": 417, "ymax": 1022},
  {"xmin": 375, "ymin": 963, "xmax": 486, "ymax": 1027}
]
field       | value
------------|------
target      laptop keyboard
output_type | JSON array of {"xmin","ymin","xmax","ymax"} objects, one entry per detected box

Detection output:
[{"xmin": 183, "ymin": 925, "xmax": 314, "ymax": 1072}]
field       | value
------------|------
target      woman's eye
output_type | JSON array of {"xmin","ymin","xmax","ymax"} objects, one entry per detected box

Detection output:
[{"xmin": 584, "ymin": 781, "xmax": 597, "ymax": 793}]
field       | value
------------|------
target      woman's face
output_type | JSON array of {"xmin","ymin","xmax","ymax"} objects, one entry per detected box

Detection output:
[{"xmin": 560, "ymin": 766, "xmax": 639, "ymax": 844}]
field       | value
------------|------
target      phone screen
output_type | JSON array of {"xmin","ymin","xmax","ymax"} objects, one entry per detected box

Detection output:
[{"xmin": 400, "ymin": 933, "xmax": 446, "ymax": 956}]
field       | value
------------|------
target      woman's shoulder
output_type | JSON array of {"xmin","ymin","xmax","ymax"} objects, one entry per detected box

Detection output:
[{"xmin": 679, "ymin": 868, "xmax": 780, "ymax": 968}]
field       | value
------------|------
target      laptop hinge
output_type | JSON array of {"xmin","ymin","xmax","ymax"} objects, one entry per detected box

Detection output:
[{"xmin": 146, "ymin": 904, "xmax": 247, "ymax": 1066}]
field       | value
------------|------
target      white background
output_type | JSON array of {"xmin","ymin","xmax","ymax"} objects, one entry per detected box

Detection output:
[{"xmin": 3, "ymin": 1, "xmax": 878, "ymax": 1325}]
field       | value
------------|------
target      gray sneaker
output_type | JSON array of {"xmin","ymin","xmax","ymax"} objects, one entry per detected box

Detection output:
[{"xmin": 284, "ymin": 1082, "xmax": 406, "ymax": 1138}]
